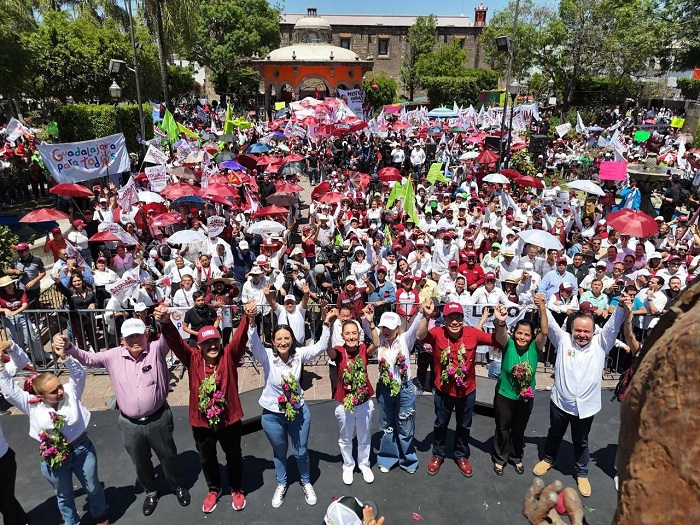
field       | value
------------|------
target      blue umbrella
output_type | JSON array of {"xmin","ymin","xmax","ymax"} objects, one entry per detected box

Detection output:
[
  {"xmin": 248, "ymin": 142, "xmax": 272, "ymax": 153},
  {"xmin": 271, "ymin": 131, "xmax": 287, "ymax": 140},
  {"xmin": 427, "ymin": 126, "xmax": 443, "ymax": 136},
  {"xmin": 171, "ymin": 196, "xmax": 205, "ymax": 207},
  {"xmin": 219, "ymin": 160, "xmax": 246, "ymax": 171},
  {"xmin": 427, "ymin": 107, "xmax": 459, "ymax": 118}
]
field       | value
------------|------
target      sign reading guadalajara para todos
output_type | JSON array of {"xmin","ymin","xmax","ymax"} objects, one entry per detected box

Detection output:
[{"xmin": 37, "ymin": 133, "xmax": 131, "ymax": 183}]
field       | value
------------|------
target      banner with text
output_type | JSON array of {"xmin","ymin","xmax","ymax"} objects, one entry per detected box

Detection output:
[
  {"xmin": 337, "ymin": 88, "xmax": 365, "ymax": 121},
  {"xmin": 37, "ymin": 133, "xmax": 130, "ymax": 183},
  {"xmin": 145, "ymin": 165, "xmax": 168, "ymax": 192},
  {"xmin": 144, "ymin": 144, "xmax": 169, "ymax": 165}
]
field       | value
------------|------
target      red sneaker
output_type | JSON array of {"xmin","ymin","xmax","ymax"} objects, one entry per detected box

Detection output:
[
  {"xmin": 427, "ymin": 456, "xmax": 444, "ymax": 475},
  {"xmin": 232, "ymin": 490, "xmax": 246, "ymax": 511},
  {"xmin": 202, "ymin": 489, "xmax": 222, "ymax": 514},
  {"xmin": 456, "ymin": 458, "xmax": 473, "ymax": 477}
]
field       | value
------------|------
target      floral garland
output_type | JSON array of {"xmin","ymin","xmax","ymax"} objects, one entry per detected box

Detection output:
[
  {"xmin": 511, "ymin": 362, "xmax": 534, "ymax": 401},
  {"xmin": 39, "ymin": 412, "xmax": 70, "ymax": 468},
  {"xmin": 378, "ymin": 352, "xmax": 408, "ymax": 397},
  {"xmin": 440, "ymin": 344, "xmax": 469, "ymax": 388},
  {"xmin": 278, "ymin": 374, "xmax": 301, "ymax": 421},
  {"xmin": 342, "ymin": 355, "xmax": 371, "ymax": 412},
  {"xmin": 198, "ymin": 370, "xmax": 226, "ymax": 428}
]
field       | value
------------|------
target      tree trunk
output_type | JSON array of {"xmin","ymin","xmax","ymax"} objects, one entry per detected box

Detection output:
[{"xmin": 155, "ymin": 0, "xmax": 170, "ymax": 107}]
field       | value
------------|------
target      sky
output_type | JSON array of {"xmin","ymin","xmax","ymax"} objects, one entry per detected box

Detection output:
[{"xmin": 278, "ymin": 0, "xmax": 510, "ymax": 18}]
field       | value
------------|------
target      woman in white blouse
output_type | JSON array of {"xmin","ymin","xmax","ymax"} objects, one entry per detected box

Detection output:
[
  {"xmin": 0, "ymin": 340, "xmax": 109, "ymax": 525},
  {"xmin": 171, "ymin": 274, "xmax": 198, "ymax": 308},
  {"xmin": 245, "ymin": 303, "xmax": 337, "ymax": 510},
  {"xmin": 67, "ymin": 220, "xmax": 91, "ymax": 265},
  {"xmin": 350, "ymin": 247, "xmax": 371, "ymax": 283}
]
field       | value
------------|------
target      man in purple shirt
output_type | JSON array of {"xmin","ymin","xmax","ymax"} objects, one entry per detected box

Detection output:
[{"xmin": 52, "ymin": 318, "xmax": 191, "ymax": 516}]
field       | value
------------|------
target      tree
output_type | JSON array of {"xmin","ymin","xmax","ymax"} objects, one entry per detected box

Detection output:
[
  {"xmin": 400, "ymin": 14, "xmax": 437, "ymax": 100},
  {"xmin": 664, "ymin": 0, "xmax": 700, "ymax": 70},
  {"xmin": 415, "ymin": 40, "xmax": 468, "ymax": 86},
  {"xmin": 362, "ymin": 71, "xmax": 397, "ymax": 109},
  {"xmin": 191, "ymin": 0, "xmax": 280, "ymax": 105},
  {"xmin": 422, "ymin": 77, "xmax": 479, "ymax": 108}
]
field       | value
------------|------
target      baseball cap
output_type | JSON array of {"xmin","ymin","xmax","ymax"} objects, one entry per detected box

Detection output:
[
  {"xmin": 449, "ymin": 260, "xmax": 459, "ymax": 269},
  {"xmin": 345, "ymin": 275, "xmax": 356, "ymax": 283},
  {"xmin": 556, "ymin": 256, "xmax": 568, "ymax": 264},
  {"xmin": 414, "ymin": 270, "xmax": 426, "ymax": 281},
  {"xmin": 492, "ymin": 242, "xmax": 501, "ymax": 249},
  {"xmin": 503, "ymin": 248, "xmax": 515, "ymax": 257},
  {"xmin": 121, "ymin": 318, "xmax": 147, "ymax": 338},
  {"xmin": 442, "ymin": 302, "xmax": 464, "ymax": 317},
  {"xmin": 579, "ymin": 301, "xmax": 596, "ymax": 313},
  {"xmin": 596, "ymin": 260, "xmax": 607, "ymax": 268},
  {"xmin": 378, "ymin": 312, "xmax": 401, "ymax": 330},
  {"xmin": 401, "ymin": 273, "xmax": 413, "ymax": 281},
  {"xmin": 249, "ymin": 266, "xmax": 263, "ymax": 275},
  {"xmin": 668, "ymin": 255, "xmax": 681, "ymax": 262},
  {"xmin": 99, "ymin": 197, "xmax": 108, "ymax": 203},
  {"xmin": 197, "ymin": 325, "xmax": 220, "ymax": 344},
  {"xmin": 13, "ymin": 242, "xmax": 29, "ymax": 251},
  {"xmin": 648, "ymin": 252, "xmax": 662, "ymax": 260},
  {"xmin": 636, "ymin": 269, "xmax": 651, "ymax": 277},
  {"xmin": 559, "ymin": 282, "xmax": 573, "ymax": 291},
  {"xmin": 582, "ymin": 250, "xmax": 596, "ymax": 258},
  {"xmin": 255, "ymin": 255, "xmax": 268, "ymax": 266},
  {"xmin": 485, "ymin": 272, "xmax": 497, "ymax": 280},
  {"xmin": 466, "ymin": 250, "xmax": 477, "ymax": 258},
  {"xmin": 239, "ymin": 240, "xmax": 249, "ymax": 250},
  {"xmin": 284, "ymin": 295, "xmax": 297, "ymax": 304},
  {"xmin": 523, "ymin": 262, "xmax": 534, "ymax": 270},
  {"xmin": 73, "ymin": 219, "xmax": 86, "ymax": 227},
  {"xmin": 133, "ymin": 302, "xmax": 148, "ymax": 313},
  {"xmin": 376, "ymin": 265, "xmax": 387, "ymax": 273},
  {"xmin": 653, "ymin": 216, "xmax": 665, "ymax": 222},
  {"xmin": 416, "ymin": 239, "xmax": 425, "ymax": 246},
  {"xmin": 51, "ymin": 227, "xmax": 61, "ymax": 234}
]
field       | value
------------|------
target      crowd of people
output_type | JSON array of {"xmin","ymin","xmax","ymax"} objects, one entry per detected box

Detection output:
[{"xmin": 0, "ymin": 99, "xmax": 698, "ymax": 524}]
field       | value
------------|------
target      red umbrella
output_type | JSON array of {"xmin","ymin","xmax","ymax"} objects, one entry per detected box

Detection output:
[
  {"xmin": 49, "ymin": 183, "xmax": 94, "ymax": 198},
  {"xmin": 208, "ymin": 174, "xmax": 230, "ymax": 185},
  {"xmin": 236, "ymin": 154, "xmax": 259, "ymax": 170},
  {"xmin": 256, "ymin": 155, "xmax": 282, "ymax": 166},
  {"xmin": 254, "ymin": 205, "xmax": 289, "ymax": 218},
  {"xmin": 500, "ymin": 168, "xmax": 522, "ymax": 179},
  {"xmin": 282, "ymin": 153, "xmax": 305, "ymax": 163},
  {"xmin": 393, "ymin": 122, "xmax": 410, "ymax": 130},
  {"xmin": 204, "ymin": 194, "xmax": 233, "ymax": 207},
  {"xmin": 160, "ymin": 182, "xmax": 200, "ymax": 200},
  {"xmin": 349, "ymin": 121, "xmax": 368, "ymax": 132},
  {"xmin": 514, "ymin": 176, "xmax": 544, "ymax": 189},
  {"xmin": 20, "ymin": 209, "xmax": 70, "ymax": 223},
  {"xmin": 476, "ymin": 150, "xmax": 499, "ymax": 164},
  {"xmin": 88, "ymin": 231, "xmax": 121, "ymax": 243},
  {"xmin": 606, "ymin": 210, "xmax": 658, "ymax": 237},
  {"xmin": 141, "ymin": 202, "xmax": 169, "ymax": 216},
  {"xmin": 319, "ymin": 191, "xmax": 345, "ymax": 204},
  {"xmin": 276, "ymin": 182, "xmax": 304, "ymax": 193},
  {"xmin": 378, "ymin": 167, "xmax": 402, "ymax": 182},
  {"xmin": 201, "ymin": 183, "xmax": 238, "ymax": 199},
  {"xmin": 311, "ymin": 181, "xmax": 331, "ymax": 200},
  {"xmin": 152, "ymin": 212, "xmax": 184, "ymax": 227}
]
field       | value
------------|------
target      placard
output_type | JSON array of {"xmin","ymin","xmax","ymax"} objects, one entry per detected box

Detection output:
[
  {"xmin": 207, "ymin": 216, "xmax": 226, "ymax": 238},
  {"xmin": 599, "ymin": 161, "xmax": 628, "ymax": 181}
]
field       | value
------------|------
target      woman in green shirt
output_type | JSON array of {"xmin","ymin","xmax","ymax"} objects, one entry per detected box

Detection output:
[{"xmin": 491, "ymin": 294, "xmax": 548, "ymax": 476}]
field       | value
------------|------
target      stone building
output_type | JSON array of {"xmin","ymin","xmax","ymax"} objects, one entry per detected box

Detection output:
[{"xmin": 278, "ymin": 5, "xmax": 489, "ymax": 97}]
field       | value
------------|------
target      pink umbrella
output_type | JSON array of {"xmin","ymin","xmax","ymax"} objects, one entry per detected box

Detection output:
[
  {"xmin": 20, "ymin": 209, "xmax": 70, "ymax": 223},
  {"xmin": 319, "ymin": 192, "xmax": 345, "ymax": 204},
  {"xmin": 152, "ymin": 212, "xmax": 184, "ymax": 227},
  {"xmin": 49, "ymin": 183, "xmax": 94, "ymax": 198}
]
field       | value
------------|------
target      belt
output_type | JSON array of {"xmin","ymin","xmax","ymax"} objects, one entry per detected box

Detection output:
[
  {"xmin": 120, "ymin": 403, "xmax": 168, "ymax": 425},
  {"xmin": 68, "ymin": 432, "xmax": 88, "ymax": 447}
]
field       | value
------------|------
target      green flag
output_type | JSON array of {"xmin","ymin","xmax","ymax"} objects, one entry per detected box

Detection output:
[
  {"xmin": 223, "ymin": 104, "xmax": 234, "ymax": 134},
  {"xmin": 402, "ymin": 176, "xmax": 419, "ymax": 225},
  {"xmin": 386, "ymin": 180, "xmax": 404, "ymax": 209},
  {"xmin": 46, "ymin": 121, "xmax": 59, "ymax": 138},
  {"xmin": 159, "ymin": 109, "xmax": 179, "ymax": 143},
  {"xmin": 633, "ymin": 130, "xmax": 651, "ymax": 142},
  {"xmin": 427, "ymin": 162, "xmax": 449, "ymax": 185}
]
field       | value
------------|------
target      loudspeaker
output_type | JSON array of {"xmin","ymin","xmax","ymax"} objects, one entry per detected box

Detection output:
[
  {"xmin": 484, "ymin": 135, "xmax": 501, "ymax": 152},
  {"xmin": 495, "ymin": 36, "xmax": 512, "ymax": 53},
  {"xmin": 529, "ymin": 135, "xmax": 547, "ymax": 157}
]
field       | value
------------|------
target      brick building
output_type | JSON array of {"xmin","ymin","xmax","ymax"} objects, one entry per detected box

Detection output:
[{"xmin": 278, "ymin": 5, "xmax": 489, "ymax": 97}]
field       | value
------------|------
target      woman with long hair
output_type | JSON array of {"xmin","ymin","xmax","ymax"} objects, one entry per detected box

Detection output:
[
  {"xmin": 247, "ymin": 305, "xmax": 338, "ymax": 509},
  {"xmin": 491, "ymin": 294, "xmax": 548, "ymax": 476},
  {"xmin": 66, "ymin": 272, "xmax": 98, "ymax": 352}
]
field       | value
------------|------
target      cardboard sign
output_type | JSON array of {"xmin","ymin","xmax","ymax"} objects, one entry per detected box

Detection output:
[
  {"xmin": 145, "ymin": 165, "xmax": 168, "ymax": 192},
  {"xmin": 599, "ymin": 161, "xmax": 628, "ymax": 181}
]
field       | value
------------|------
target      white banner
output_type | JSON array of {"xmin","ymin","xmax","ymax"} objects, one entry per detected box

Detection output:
[
  {"xmin": 117, "ymin": 175, "xmax": 139, "ymax": 212},
  {"xmin": 105, "ymin": 267, "xmax": 142, "ymax": 304},
  {"xmin": 337, "ymin": 89, "xmax": 365, "ymax": 120},
  {"xmin": 555, "ymin": 122, "xmax": 572, "ymax": 138},
  {"xmin": 207, "ymin": 216, "xmax": 226, "ymax": 238},
  {"xmin": 462, "ymin": 303, "xmax": 529, "ymax": 330},
  {"xmin": 37, "ymin": 133, "xmax": 130, "ymax": 183},
  {"xmin": 145, "ymin": 165, "xmax": 168, "ymax": 192},
  {"xmin": 144, "ymin": 144, "xmax": 169, "ymax": 165},
  {"xmin": 6, "ymin": 117, "xmax": 29, "ymax": 143},
  {"xmin": 98, "ymin": 222, "xmax": 139, "ymax": 245}
]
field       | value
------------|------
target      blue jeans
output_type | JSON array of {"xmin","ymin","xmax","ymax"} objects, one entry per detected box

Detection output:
[
  {"xmin": 433, "ymin": 389, "xmax": 476, "ymax": 460},
  {"xmin": 488, "ymin": 360, "xmax": 502, "ymax": 379},
  {"xmin": 376, "ymin": 382, "xmax": 419, "ymax": 472},
  {"xmin": 5, "ymin": 313, "xmax": 46, "ymax": 366},
  {"xmin": 261, "ymin": 403, "xmax": 312, "ymax": 485},
  {"xmin": 542, "ymin": 400, "xmax": 594, "ymax": 477},
  {"xmin": 40, "ymin": 436, "xmax": 107, "ymax": 525}
]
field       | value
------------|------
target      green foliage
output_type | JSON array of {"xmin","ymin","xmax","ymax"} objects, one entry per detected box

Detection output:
[
  {"xmin": 0, "ymin": 225, "xmax": 20, "ymax": 272},
  {"xmin": 400, "ymin": 14, "xmax": 437, "ymax": 100},
  {"xmin": 568, "ymin": 75, "xmax": 638, "ymax": 107},
  {"xmin": 663, "ymin": 0, "xmax": 699, "ymax": 71},
  {"xmin": 362, "ymin": 71, "xmax": 397, "ymax": 109},
  {"xmin": 693, "ymin": 133, "xmax": 700, "ymax": 150},
  {"xmin": 191, "ymin": 0, "xmax": 280, "ymax": 102},
  {"xmin": 55, "ymin": 103, "xmax": 153, "ymax": 152},
  {"xmin": 168, "ymin": 65, "xmax": 197, "ymax": 103},
  {"xmin": 422, "ymin": 77, "xmax": 479, "ymax": 109},
  {"xmin": 509, "ymin": 150, "xmax": 538, "ymax": 179},
  {"xmin": 464, "ymin": 69, "xmax": 499, "ymax": 91},
  {"xmin": 676, "ymin": 78, "xmax": 700, "ymax": 101},
  {"xmin": 415, "ymin": 41, "xmax": 468, "ymax": 86}
]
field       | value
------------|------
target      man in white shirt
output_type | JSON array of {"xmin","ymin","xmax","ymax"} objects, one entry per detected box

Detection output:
[
  {"xmin": 264, "ymin": 284, "xmax": 309, "ymax": 345},
  {"xmin": 410, "ymin": 143, "xmax": 426, "ymax": 175},
  {"xmin": 533, "ymin": 296, "xmax": 631, "ymax": 498}
]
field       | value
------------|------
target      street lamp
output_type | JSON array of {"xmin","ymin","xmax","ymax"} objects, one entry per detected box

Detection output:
[
  {"xmin": 110, "ymin": 80, "xmax": 124, "ymax": 135},
  {"xmin": 504, "ymin": 82, "xmax": 520, "ymax": 169}
]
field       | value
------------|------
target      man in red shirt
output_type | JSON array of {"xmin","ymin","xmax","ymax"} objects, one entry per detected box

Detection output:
[
  {"xmin": 460, "ymin": 250, "xmax": 486, "ymax": 293},
  {"xmin": 417, "ymin": 301, "xmax": 508, "ymax": 477},
  {"xmin": 43, "ymin": 227, "xmax": 67, "ymax": 262}
]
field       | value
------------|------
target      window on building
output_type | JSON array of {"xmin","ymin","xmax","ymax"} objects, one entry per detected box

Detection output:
[
  {"xmin": 456, "ymin": 37, "xmax": 465, "ymax": 48},
  {"xmin": 340, "ymin": 37, "xmax": 350, "ymax": 49},
  {"xmin": 378, "ymin": 38, "xmax": 389, "ymax": 56}
]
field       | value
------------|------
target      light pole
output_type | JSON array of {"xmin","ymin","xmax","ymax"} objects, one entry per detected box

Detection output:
[
  {"xmin": 495, "ymin": 0, "xmax": 521, "ymax": 169},
  {"xmin": 109, "ymin": 80, "xmax": 124, "ymax": 135},
  {"xmin": 504, "ymin": 82, "xmax": 519, "ymax": 169}
]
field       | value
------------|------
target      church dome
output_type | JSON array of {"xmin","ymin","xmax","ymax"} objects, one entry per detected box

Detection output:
[
  {"xmin": 266, "ymin": 43, "xmax": 360, "ymax": 62},
  {"xmin": 293, "ymin": 7, "xmax": 332, "ymax": 32}
]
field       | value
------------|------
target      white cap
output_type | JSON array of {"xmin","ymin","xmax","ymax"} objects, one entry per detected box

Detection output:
[
  {"xmin": 249, "ymin": 266, "xmax": 263, "ymax": 275},
  {"xmin": 283, "ymin": 294, "xmax": 297, "ymax": 303},
  {"xmin": 255, "ymin": 255, "xmax": 268, "ymax": 266},
  {"xmin": 133, "ymin": 302, "xmax": 148, "ymax": 313},
  {"xmin": 290, "ymin": 246, "xmax": 304, "ymax": 257},
  {"xmin": 239, "ymin": 240, "xmax": 249, "ymax": 250},
  {"xmin": 378, "ymin": 312, "xmax": 401, "ymax": 330},
  {"xmin": 121, "ymin": 318, "xmax": 147, "ymax": 338},
  {"xmin": 523, "ymin": 262, "xmax": 534, "ymax": 270}
]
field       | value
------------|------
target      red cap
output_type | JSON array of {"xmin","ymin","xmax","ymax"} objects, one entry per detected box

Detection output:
[
  {"xmin": 51, "ymin": 227, "xmax": 61, "ymax": 234},
  {"xmin": 401, "ymin": 273, "xmax": 413, "ymax": 282},
  {"xmin": 73, "ymin": 220, "xmax": 86, "ymax": 227},
  {"xmin": 466, "ymin": 250, "xmax": 477, "ymax": 258},
  {"xmin": 414, "ymin": 270, "xmax": 426, "ymax": 281},
  {"xmin": 556, "ymin": 256, "xmax": 568, "ymax": 264},
  {"xmin": 197, "ymin": 326, "xmax": 220, "ymax": 344},
  {"xmin": 448, "ymin": 260, "xmax": 459, "ymax": 268},
  {"xmin": 559, "ymin": 282, "xmax": 573, "ymax": 291},
  {"xmin": 394, "ymin": 224, "xmax": 405, "ymax": 232},
  {"xmin": 668, "ymin": 255, "xmax": 681, "ymax": 262},
  {"xmin": 392, "ymin": 243, "xmax": 402, "ymax": 251},
  {"xmin": 442, "ymin": 302, "xmax": 464, "ymax": 317},
  {"xmin": 678, "ymin": 216, "xmax": 688, "ymax": 222},
  {"xmin": 376, "ymin": 265, "xmax": 387, "ymax": 273},
  {"xmin": 416, "ymin": 239, "xmax": 425, "ymax": 246},
  {"xmin": 13, "ymin": 242, "xmax": 29, "ymax": 251},
  {"xmin": 485, "ymin": 272, "xmax": 497, "ymax": 280},
  {"xmin": 579, "ymin": 301, "xmax": 596, "ymax": 312}
]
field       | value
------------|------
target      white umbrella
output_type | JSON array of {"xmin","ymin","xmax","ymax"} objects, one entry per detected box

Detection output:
[
  {"xmin": 137, "ymin": 191, "xmax": 165, "ymax": 204},
  {"xmin": 483, "ymin": 173, "xmax": 511, "ymax": 184},
  {"xmin": 167, "ymin": 229, "xmax": 208, "ymax": 244},
  {"xmin": 247, "ymin": 220, "xmax": 286, "ymax": 236},
  {"xmin": 565, "ymin": 180, "xmax": 605, "ymax": 197},
  {"xmin": 518, "ymin": 229, "xmax": 563, "ymax": 251},
  {"xmin": 459, "ymin": 151, "xmax": 479, "ymax": 160}
]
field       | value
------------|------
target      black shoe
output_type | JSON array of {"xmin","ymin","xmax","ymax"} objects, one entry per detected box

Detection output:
[
  {"xmin": 493, "ymin": 464, "xmax": 504, "ymax": 476},
  {"xmin": 143, "ymin": 494, "xmax": 159, "ymax": 516},
  {"xmin": 175, "ymin": 487, "xmax": 191, "ymax": 506},
  {"xmin": 514, "ymin": 463, "xmax": 525, "ymax": 475}
]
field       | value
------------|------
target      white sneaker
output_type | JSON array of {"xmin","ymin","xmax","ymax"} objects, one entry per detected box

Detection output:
[
  {"xmin": 379, "ymin": 466, "xmax": 390, "ymax": 473},
  {"xmin": 360, "ymin": 466, "xmax": 374, "ymax": 484},
  {"xmin": 342, "ymin": 469, "xmax": 354, "ymax": 485},
  {"xmin": 302, "ymin": 483, "xmax": 317, "ymax": 505},
  {"xmin": 271, "ymin": 484, "xmax": 287, "ymax": 508}
]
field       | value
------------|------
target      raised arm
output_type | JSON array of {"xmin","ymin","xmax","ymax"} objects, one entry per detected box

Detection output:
[
  {"xmin": 533, "ymin": 293, "xmax": 549, "ymax": 350},
  {"xmin": 363, "ymin": 305, "xmax": 380, "ymax": 357},
  {"xmin": 416, "ymin": 299, "xmax": 435, "ymax": 341},
  {"xmin": 153, "ymin": 305, "xmax": 193, "ymax": 367},
  {"xmin": 246, "ymin": 310, "xmax": 269, "ymax": 366},
  {"xmin": 226, "ymin": 303, "xmax": 252, "ymax": 364},
  {"xmin": 599, "ymin": 297, "xmax": 630, "ymax": 355},
  {"xmin": 299, "ymin": 308, "xmax": 338, "ymax": 362},
  {"xmin": 0, "ymin": 340, "xmax": 30, "ymax": 376},
  {"xmin": 492, "ymin": 304, "xmax": 509, "ymax": 348},
  {"xmin": 402, "ymin": 309, "xmax": 425, "ymax": 350},
  {"xmin": 56, "ymin": 333, "xmax": 109, "ymax": 368},
  {"xmin": 0, "ymin": 361, "xmax": 31, "ymax": 415},
  {"xmin": 263, "ymin": 283, "xmax": 279, "ymax": 311}
]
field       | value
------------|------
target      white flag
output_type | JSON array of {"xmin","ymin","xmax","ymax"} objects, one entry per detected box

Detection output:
[
  {"xmin": 555, "ymin": 122, "xmax": 572, "ymax": 138},
  {"xmin": 5, "ymin": 118, "xmax": 29, "ymax": 142},
  {"xmin": 576, "ymin": 112, "xmax": 586, "ymax": 134},
  {"xmin": 144, "ymin": 144, "xmax": 169, "ymax": 165},
  {"xmin": 210, "ymin": 117, "xmax": 218, "ymax": 135},
  {"xmin": 106, "ymin": 268, "xmax": 142, "ymax": 304},
  {"xmin": 117, "ymin": 176, "xmax": 139, "ymax": 211}
]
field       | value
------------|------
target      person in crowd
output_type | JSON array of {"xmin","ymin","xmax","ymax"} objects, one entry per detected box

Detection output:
[
  {"xmin": 172, "ymin": 273, "xmax": 198, "ymax": 308},
  {"xmin": 183, "ymin": 290, "xmax": 219, "ymax": 347},
  {"xmin": 6, "ymin": 241, "xmax": 46, "ymax": 307},
  {"xmin": 264, "ymin": 283, "xmax": 310, "ymax": 346},
  {"xmin": 44, "ymin": 227, "xmax": 67, "ymax": 262},
  {"xmin": 67, "ymin": 220, "xmax": 92, "ymax": 265},
  {"xmin": 0, "ymin": 275, "xmax": 48, "ymax": 366}
]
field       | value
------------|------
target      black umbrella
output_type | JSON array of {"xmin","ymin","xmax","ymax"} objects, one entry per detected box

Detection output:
[
  {"xmin": 218, "ymin": 134, "xmax": 236, "ymax": 143},
  {"xmin": 279, "ymin": 162, "xmax": 304, "ymax": 176},
  {"xmin": 214, "ymin": 150, "xmax": 237, "ymax": 162}
]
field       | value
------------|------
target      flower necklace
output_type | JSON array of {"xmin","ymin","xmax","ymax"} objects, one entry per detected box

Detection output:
[
  {"xmin": 198, "ymin": 364, "xmax": 226, "ymax": 428},
  {"xmin": 341, "ymin": 354, "xmax": 371, "ymax": 412},
  {"xmin": 39, "ymin": 412, "xmax": 70, "ymax": 468},
  {"xmin": 440, "ymin": 343, "xmax": 469, "ymax": 388},
  {"xmin": 510, "ymin": 353, "xmax": 534, "ymax": 401},
  {"xmin": 379, "ymin": 350, "xmax": 408, "ymax": 397},
  {"xmin": 278, "ymin": 374, "xmax": 301, "ymax": 421}
]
